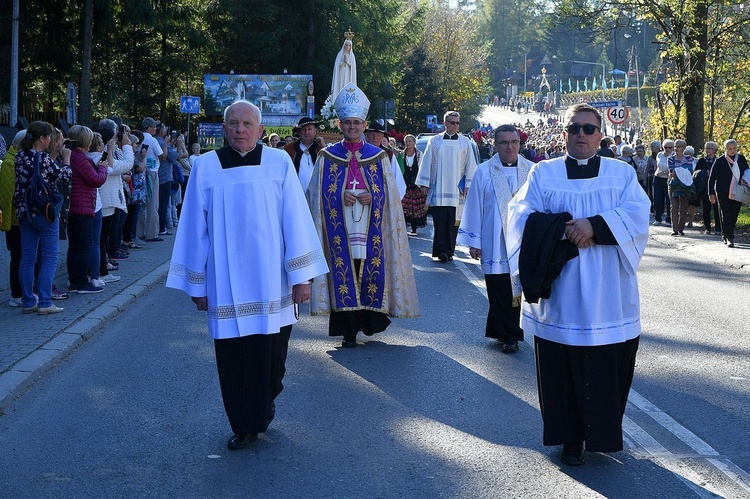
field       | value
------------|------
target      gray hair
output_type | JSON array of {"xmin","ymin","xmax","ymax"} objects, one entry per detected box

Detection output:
[
  {"xmin": 443, "ymin": 110, "xmax": 460, "ymax": 122},
  {"xmin": 12, "ymin": 129, "xmax": 27, "ymax": 147},
  {"xmin": 662, "ymin": 139, "xmax": 674, "ymax": 148},
  {"xmin": 724, "ymin": 139, "xmax": 738, "ymax": 148},
  {"xmin": 704, "ymin": 141, "xmax": 719, "ymax": 150},
  {"xmin": 224, "ymin": 99, "xmax": 262, "ymax": 122},
  {"xmin": 98, "ymin": 118, "xmax": 117, "ymax": 142},
  {"xmin": 685, "ymin": 145, "xmax": 695, "ymax": 156},
  {"xmin": 674, "ymin": 139, "xmax": 687, "ymax": 148}
]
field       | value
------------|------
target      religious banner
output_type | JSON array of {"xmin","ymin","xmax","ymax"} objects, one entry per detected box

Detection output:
[{"xmin": 203, "ymin": 74, "xmax": 313, "ymax": 129}]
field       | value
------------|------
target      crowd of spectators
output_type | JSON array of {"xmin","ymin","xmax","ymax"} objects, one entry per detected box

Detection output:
[{"xmin": 0, "ymin": 116, "xmax": 202, "ymax": 313}]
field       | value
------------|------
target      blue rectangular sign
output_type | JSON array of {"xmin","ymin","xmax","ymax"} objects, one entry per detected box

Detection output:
[
  {"xmin": 180, "ymin": 96, "xmax": 201, "ymax": 114},
  {"xmin": 588, "ymin": 100, "xmax": 621, "ymax": 109}
]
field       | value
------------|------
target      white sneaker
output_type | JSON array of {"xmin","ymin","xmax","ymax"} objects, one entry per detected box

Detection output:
[
  {"xmin": 652, "ymin": 221, "xmax": 661, "ymax": 226},
  {"xmin": 8, "ymin": 297, "xmax": 23, "ymax": 307},
  {"xmin": 91, "ymin": 278, "xmax": 106, "ymax": 288},
  {"xmin": 38, "ymin": 304, "xmax": 64, "ymax": 315},
  {"xmin": 102, "ymin": 274, "xmax": 121, "ymax": 283}
]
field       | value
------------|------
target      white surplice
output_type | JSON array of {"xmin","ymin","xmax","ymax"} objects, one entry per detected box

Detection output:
[
  {"xmin": 297, "ymin": 143, "xmax": 316, "ymax": 192},
  {"xmin": 166, "ymin": 148, "xmax": 329, "ymax": 339},
  {"xmin": 506, "ymin": 156, "xmax": 651, "ymax": 347},
  {"xmin": 415, "ymin": 134, "xmax": 478, "ymax": 207},
  {"xmin": 458, "ymin": 154, "xmax": 532, "ymax": 275}
]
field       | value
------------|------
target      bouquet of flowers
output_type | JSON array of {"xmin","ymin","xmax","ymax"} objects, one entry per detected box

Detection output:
[{"xmin": 319, "ymin": 94, "xmax": 339, "ymax": 130}]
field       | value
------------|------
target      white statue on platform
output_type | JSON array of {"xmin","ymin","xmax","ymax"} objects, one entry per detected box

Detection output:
[{"xmin": 331, "ymin": 27, "xmax": 357, "ymax": 98}]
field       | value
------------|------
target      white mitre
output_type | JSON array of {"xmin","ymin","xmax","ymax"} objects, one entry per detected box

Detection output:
[{"xmin": 333, "ymin": 82, "xmax": 370, "ymax": 120}]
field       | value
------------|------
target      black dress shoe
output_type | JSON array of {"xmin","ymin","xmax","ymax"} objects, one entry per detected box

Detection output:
[
  {"xmin": 438, "ymin": 253, "xmax": 448, "ymax": 262},
  {"xmin": 341, "ymin": 338, "xmax": 358, "ymax": 348},
  {"xmin": 227, "ymin": 432, "xmax": 258, "ymax": 450},
  {"xmin": 728, "ymin": 241, "xmax": 735, "ymax": 248},
  {"xmin": 561, "ymin": 442, "xmax": 585, "ymax": 466},
  {"xmin": 501, "ymin": 340, "xmax": 519, "ymax": 354}
]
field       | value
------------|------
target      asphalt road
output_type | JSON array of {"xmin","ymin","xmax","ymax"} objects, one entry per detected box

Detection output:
[{"xmin": 0, "ymin": 229, "xmax": 748, "ymax": 498}]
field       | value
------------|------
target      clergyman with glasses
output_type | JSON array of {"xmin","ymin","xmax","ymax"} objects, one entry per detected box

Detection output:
[
  {"xmin": 306, "ymin": 83, "xmax": 419, "ymax": 349},
  {"xmin": 416, "ymin": 110, "xmax": 478, "ymax": 262},
  {"xmin": 457, "ymin": 124, "xmax": 534, "ymax": 354},
  {"xmin": 505, "ymin": 103, "xmax": 651, "ymax": 466}
]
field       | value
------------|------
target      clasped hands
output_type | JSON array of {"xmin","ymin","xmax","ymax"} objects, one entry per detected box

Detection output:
[
  {"xmin": 344, "ymin": 190, "xmax": 372, "ymax": 206},
  {"xmin": 565, "ymin": 218, "xmax": 595, "ymax": 249}
]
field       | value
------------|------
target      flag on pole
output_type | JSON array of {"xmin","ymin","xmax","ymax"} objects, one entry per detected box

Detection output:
[
  {"xmin": 559, "ymin": 80, "xmax": 563, "ymax": 93},
  {"xmin": 592, "ymin": 77, "xmax": 597, "ymax": 91},
  {"xmin": 568, "ymin": 78, "xmax": 572, "ymax": 92},
  {"xmin": 584, "ymin": 78, "xmax": 588, "ymax": 91},
  {"xmin": 576, "ymin": 80, "xmax": 580, "ymax": 92},
  {"xmin": 625, "ymin": 74, "xmax": 629, "ymax": 89},
  {"xmin": 611, "ymin": 77, "xmax": 615, "ymax": 90}
]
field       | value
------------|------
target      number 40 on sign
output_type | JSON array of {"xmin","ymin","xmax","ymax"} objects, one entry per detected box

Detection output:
[{"xmin": 607, "ymin": 106, "xmax": 629, "ymax": 124}]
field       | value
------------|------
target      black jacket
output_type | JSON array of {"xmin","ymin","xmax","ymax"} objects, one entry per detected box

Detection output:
[
  {"xmin": 520, "ymin": 211, "xmax": 579, "ymax": 304},
  {"xmin": 709, "ymin": 154, "xmax": 749, "ymax": 198}
]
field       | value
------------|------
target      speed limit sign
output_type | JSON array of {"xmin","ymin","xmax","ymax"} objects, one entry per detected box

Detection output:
[{"xmin": 607, "ymin": 106, "xmax": 629, "ymax": 124}]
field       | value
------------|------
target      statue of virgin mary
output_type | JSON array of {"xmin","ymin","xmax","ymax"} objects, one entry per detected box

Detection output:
[{"xmin": 331, "ymin": 28, "xmax": 357, "ymax": 97}]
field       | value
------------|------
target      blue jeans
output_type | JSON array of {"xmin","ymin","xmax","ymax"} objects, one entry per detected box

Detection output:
[{"xmin": 19, "ymin": 216, "xmax": 59, "ymax": 308}]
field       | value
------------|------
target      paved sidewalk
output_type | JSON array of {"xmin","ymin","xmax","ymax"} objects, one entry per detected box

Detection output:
[
  {"xmin": 0, "ymin": 233, "xmax": 175, "ymax": 412},
  {"xmin": 0, "ymin": 220, "xmax": 748, "ymax": 412}
]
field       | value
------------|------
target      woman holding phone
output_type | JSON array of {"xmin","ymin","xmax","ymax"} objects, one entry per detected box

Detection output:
[
  {"xmin": 13, "ymin": 121, "xmax": 71, "ymax": 314},
  {"xmin": 66, "ymin": 125, "xmax": 108, "ymax": 294}
]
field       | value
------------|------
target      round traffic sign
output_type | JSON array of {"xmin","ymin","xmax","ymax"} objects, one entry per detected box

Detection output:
[{"xmin": 607, "ymin": 106, "xmax": 629, "ymax": 124}]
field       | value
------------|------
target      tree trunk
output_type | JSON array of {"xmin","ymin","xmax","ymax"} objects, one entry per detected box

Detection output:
[
  {"xmin": 683, "ymin": 2, "xmax": 708, "ymax": 151},
  {"xmin": 304, "ymin": 0, "xmax": 316, "ymax": 75},
  {"xmin": 160, "ymin": 0, "xmax": 168, "ymax": 122},
  {"xmin": 79, "ymin": 0, "xmax": 94, "ymax": 125}
]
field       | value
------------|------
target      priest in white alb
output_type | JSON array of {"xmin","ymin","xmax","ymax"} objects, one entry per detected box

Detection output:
[
  {"xmin": 416, "ymin": 110, "xmax": 478, "ymax": 262},
  {"xmin": 306, "ymin": 83, "xmax": 419, "ymax": 348},
  {"xmin": 166, "ymin": 100, "xmax": 329, "ymax": 450},
  {"xmin": 506, "ymin": 103, "xmax": 650, "ymax": 466},
  {"xmin": 457, "ymin": 124, "xmax": 533, "ymax": 354}
]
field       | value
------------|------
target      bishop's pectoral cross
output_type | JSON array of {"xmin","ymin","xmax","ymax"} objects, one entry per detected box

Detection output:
[{"xmin": 348, "ymin": 177, "xmax": 360, "ymax": 190}]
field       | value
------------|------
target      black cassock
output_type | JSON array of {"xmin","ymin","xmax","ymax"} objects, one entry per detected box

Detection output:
[{"xmin": 532, "ymin": 155, "xmax": 639, "ymax": 453}]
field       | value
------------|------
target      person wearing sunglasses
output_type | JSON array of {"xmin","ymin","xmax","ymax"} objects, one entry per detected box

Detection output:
[
  {"xmin": 415, "ymin": 111, "xmax": 478, "ymax": 263},
  {"xmin": 506, "ymin": 103, "xmax": 650, "ymax": 466},
  {"xmin": 458, "ymin": 124, "xmax": 534, "ymax": 354}
]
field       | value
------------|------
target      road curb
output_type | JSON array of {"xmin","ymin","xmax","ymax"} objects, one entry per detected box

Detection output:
[
  {"xmin": 0, "ymin": 261, "xmax": 171, "ymax": 413},
  {"xmin": 650, "ymin": 232, "xmax": 750, "ymax": 273}
]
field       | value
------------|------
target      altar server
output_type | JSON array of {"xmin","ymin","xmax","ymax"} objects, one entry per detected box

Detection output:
[
  {"xmin": 506, "ymin": 103, "xmax": 650, "ymax": 466},
  {"xmin": 167, "ymin": 100, "xmax": 329, "ymax": 450}
]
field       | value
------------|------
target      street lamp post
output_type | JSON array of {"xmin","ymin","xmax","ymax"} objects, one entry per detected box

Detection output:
[
  {"xmin": 572, "ymin": 60, "xmax": 607, "ymax": 133},
  {"xmin": 523, "ymin": 52, "xmax": 528, "ymax": 94}
]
